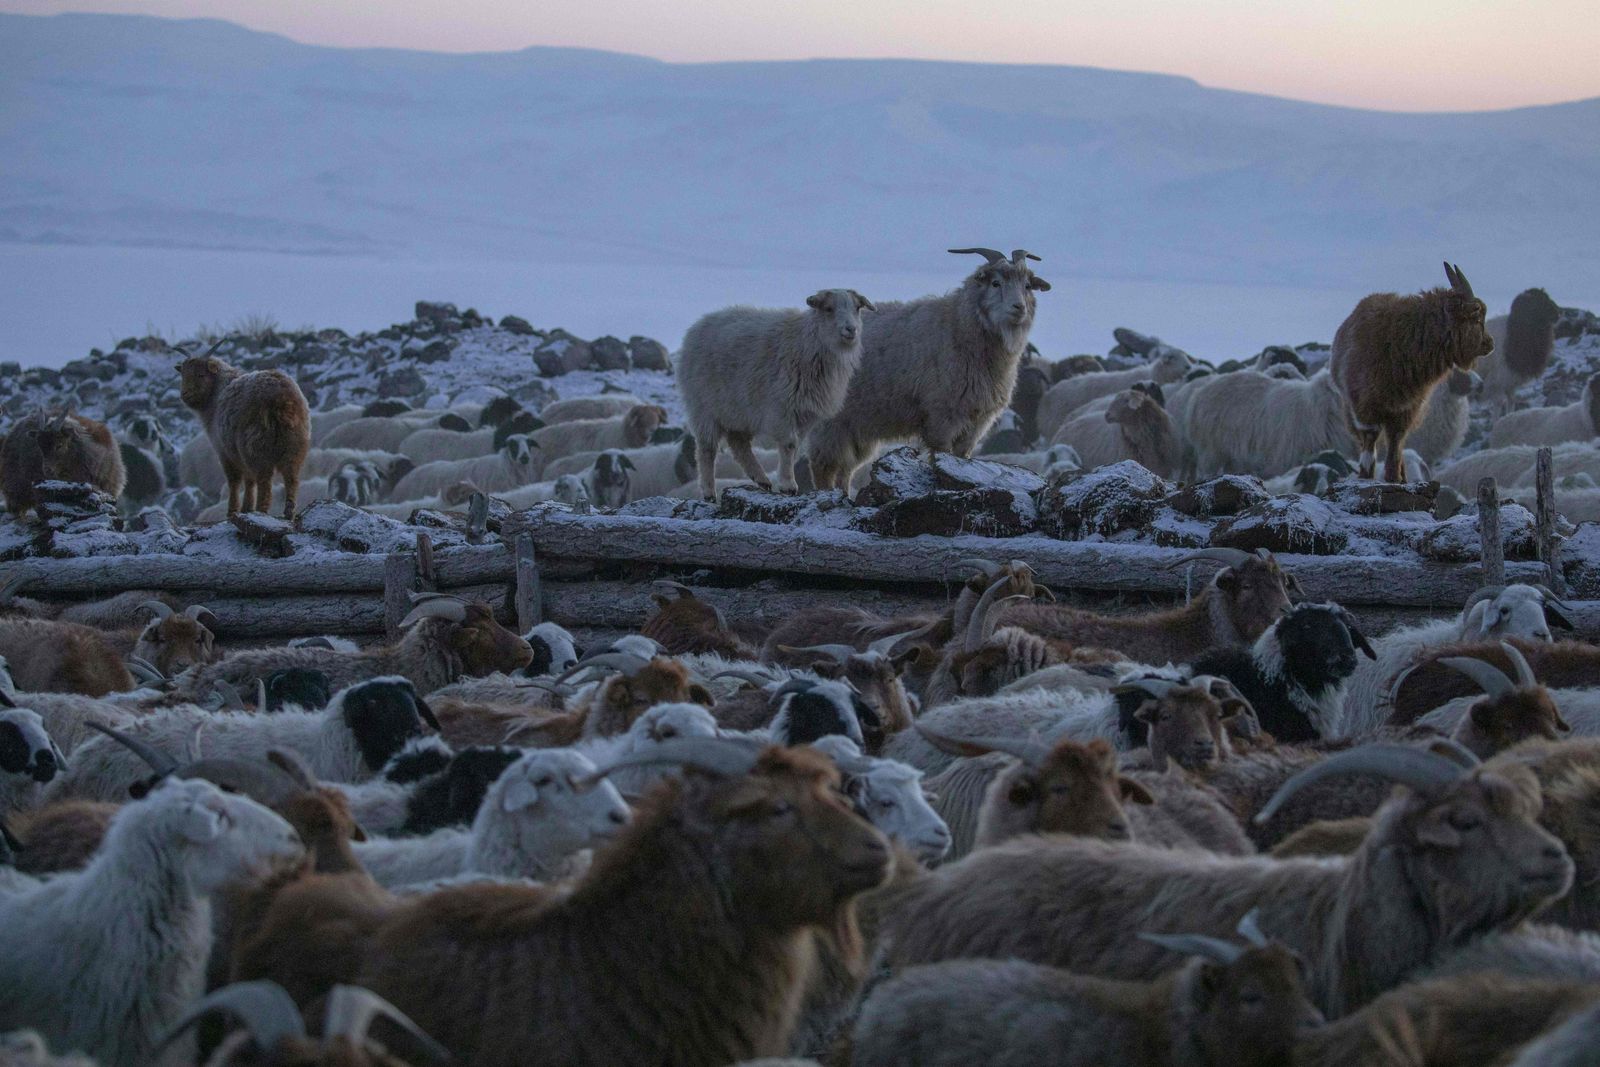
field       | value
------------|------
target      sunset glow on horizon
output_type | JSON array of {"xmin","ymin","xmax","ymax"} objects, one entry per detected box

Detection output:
[{"xmin": 3, "ymin": 0, "xmax": 1595, "ymax": 113}]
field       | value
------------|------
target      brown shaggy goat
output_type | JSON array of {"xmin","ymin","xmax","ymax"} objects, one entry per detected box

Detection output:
[
  {"xmin": 0, "ymin": 410, "xmax": 126, "ymax": 518},
  {"xmin": 1330, "ymin": 262, "xmax": 1493, "ymax": 481},
  {"xmin": 179, "ymin": 347, "xmax": 311, "ymax": 518},
  {"xmin": 0, "ymin": 617, "xmax": 134, "ymax": 696},
  {"xmin": 236, "ymin": 741, "xmax": 891, "ymax": 1067},
  {"xmin": 1481, "ymin": 286, "xmax": 1563, "ymax": 415},
  {"xmin": 642, "ymin": 580, "xmax": 757, "ymax": 659}
]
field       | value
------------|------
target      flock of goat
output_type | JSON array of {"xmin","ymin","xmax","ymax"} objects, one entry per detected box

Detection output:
[
  {"xmin": 0, "ymin": 250, "xmax": 1597, "ymax": 1066},
  {"xmin": 0, "ymin": 551, "xmax": 1598, "ymax": 1066}
]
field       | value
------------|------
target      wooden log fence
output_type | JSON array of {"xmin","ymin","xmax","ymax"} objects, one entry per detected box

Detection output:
[{"xmin": 3, "ymin": 508, "xmax": 1594, "ymax": 640}]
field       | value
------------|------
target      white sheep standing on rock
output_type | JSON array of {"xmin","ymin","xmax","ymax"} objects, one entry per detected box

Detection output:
[
  {"xmin": 677, "ymin": 288, "xmax": 874, "ymax": 500},
  {"xmin": 806, "ymin": 248, "xmax": 1050, "ymax": 493}
]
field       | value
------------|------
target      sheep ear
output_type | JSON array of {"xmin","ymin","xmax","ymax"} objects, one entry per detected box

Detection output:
[
  {"xmin": 1133, "ymin": 703, "xmax": 1159, "ymax": 725},
  {"xmin": 1118, "ymin": 777, "xmax": 1155, "ymax": 805},
  {"xmin": 688, "ymin": 683, "xmax": 715, "ymax": 708},
  {"xmin": 806, "ymin": 292, "xmax": 827, "ymax": 310},
  {"xmin": 1027, "ymin": 274, "xmax": 1051, "ymax": 292},
  {"xmin": 851, "ymin": 290, "xmax": 876, "ymax": 312},
  {"xmin": 501, "ymin": 776, "xmax": 540, "ymax": 812},
  {"xmin": 620, "ymin": 454, "xmax": 636, "ymax": 471},
  {"xmin": 1544, "ymin": 602, "xmax": 1576, "ymax": 631}
]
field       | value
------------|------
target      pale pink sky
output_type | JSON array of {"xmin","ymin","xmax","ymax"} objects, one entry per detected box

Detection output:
[{"xmin": 5, "ymin": 0, "xmax": 1596, "ymax": 112}]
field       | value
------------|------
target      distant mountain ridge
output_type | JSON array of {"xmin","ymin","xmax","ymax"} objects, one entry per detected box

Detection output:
[{"xmin": 2, "ymin": 12, "xmax": 1596, "ymax": 296}]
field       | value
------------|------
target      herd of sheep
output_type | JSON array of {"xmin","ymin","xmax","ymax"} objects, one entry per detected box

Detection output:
[{"xmin": 0, "ymin": 250, "xmax": 1597, "ymax": 1066}]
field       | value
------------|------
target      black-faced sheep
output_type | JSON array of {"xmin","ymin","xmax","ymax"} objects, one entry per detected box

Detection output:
[
  {"xmin": 806, "ymin": 248, "xmax": 1051, "ymax": 492},
  {"xmin": 179, "ymin": 346, "xmax": 312, "ymax": 517},
  {"xmin": 678, "ymin": 288, "xmax": 874, "ymax": 499},
  {"xmin": 1329, "ymin": 262, "xmax": 1494, "ymax": 481}
]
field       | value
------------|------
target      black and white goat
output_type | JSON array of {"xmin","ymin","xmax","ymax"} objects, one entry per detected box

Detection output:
[
  {"xmin": 1188, "ymin": 602, "xmax": 1375, "ymax": 742},
  {"xmin": 0, "ymin": 708, "xmax": 67, "ymax": 814},
  {"xmin": 522, "ymin": 622, "xmax": 582, "ymax": 678}
]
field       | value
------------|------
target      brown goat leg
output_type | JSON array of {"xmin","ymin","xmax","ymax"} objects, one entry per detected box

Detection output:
[
  {"xmin": 279, "ymin": 465, "xmax": 299, "ymax": 519},
  {"xmin": 1352, "ymin": 426, "xmax": 1380, "ymax": 479},
  {"xmin": 224, "ymin": 464, "xmax": 244, "ymax": 515},
  {"xmin": 1380, "ymin": 420, "xmax": 1409, "ymax": 483}
]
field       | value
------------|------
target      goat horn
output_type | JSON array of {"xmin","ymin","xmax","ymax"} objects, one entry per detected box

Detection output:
[
  {"xmin": 126, "ymin": 656, "xmax": 168, "ymax": 686},
  {"xmin": 771, "ymin": 676, "xmax": 819, "ymax": 699},
  {"xmin": 266, "ymin": 748, "xmax": 319, "ymax": 792},
  {"xmin": 1528, "ymin": 584, "xmax": 1571, "ymax": 610},
  {"xmin": 710, "ymin": 669, "xmax": 776, "ymax": 690},
  {"xmin": 947, "ymin": 247, "xmax": 1007, "ymax": 264},
  {"xmin": 184, "ymin": 604, "xmax": 217, "ymax": 626},
  {"xmin": 1235, "ymin": 908, "xmax": 1268, "ymax": 948},
  {"xmin": 1444, "ymin": 261, "xmax": 1476, "ymax": 298},
  {"xmin": 0, "ymin": 818, "xmax": 21, "ymax": 860},
  {"xmin": 1500, "ymin": 640, "xmax": 1538, "ymax": 689},
  {"xmin": 955, "ymin": 558, "xmax": 1003, "ymax": 578},
  {"xmin": 866, "ymin": 621, "xmax": 941, "ymax": 657},
  {"xmin": 324, "ymin": 985, "xmax": 452, "ymax": 1064},
  {"xmin": 1034, "ymin": 584, "xmax": 1057, "ymax": 603},
  {"xmin": 153, "ymin": 981, "xmax": 306, "ymax": 1058},
  {"xmin": 86, "ymin": 720, "xmax": 179, "ymax": 777},
  {"xmin": 0, "ymin": 572, "xmax": 32, "ymax": 606},
  {"xmin": 781, "ymin": 644, "xmax": 856, "ymax": 664},
  {"xmin": 1161, "ymin": 548, "xmax": 1253, "ymax": 570},
  {"xmin": 1256, "ymin": 744, "xmax": 1472, "ymax": 825},
  {"xmin": 555, "ymin": 652, "xmax": 651, "ymax": 684},
  {"xmin": 964, "ymin": 575, "xmax": 1018, "ymax": 652},
  {"xmin": 1438, "ymin": 656, "xmax": 1516, "ymax": 699},
  {"xmin": 914, "ymin": 723, "xmax": 1051, "ymax": 767},
  {"xmin": 1461, "ymin": 585, "xmax": 1505, "ymax": 613},
  {"xmin": 398, "ymin": 595, "xmax": 470, "ymax": 629},
  {"xmin": 1427, "ymin": 737, "xmax": 1483, "ymax": 769},
  {"xmin": 213, "ymin": 680, "xmax": 245, "ymax": 710},
  {"xmin": 579, "ymin": 736, "xmax": 766, "ymax": 785},
  {"xmin": 650, "ymin": 579, "xmax": 695, "ymax": 599},
  {"xmin": 1010, "ymin": 249, "xmax": 1041, "ymax": 264},
  {"xmin": 139, "ymin": 599, "xmax": 174, "ymax": 620},
  {"xmin": 1139, "ymin": 932, "xmax": 1244, "ymax": 965}
]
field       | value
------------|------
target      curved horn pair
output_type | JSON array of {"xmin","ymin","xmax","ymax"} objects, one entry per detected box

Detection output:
[
  {"xmin": 866, "ymin": 620, "xmax": 941, "ymax": 658},
  {"xmin": 651, "ymin": 579, "xmax": 696, "ymax": 600},
  {"xmin": 555, "ymin": 651, "xmax": 651, "ymax": 685},
  {"xmin": 1443, "ymin": 261, "xmax": 1476, "ymax": 298},
  {"xmin": 1162, "ymin": 548, "xmax": 1254, "ymax": 571},
  {"xmin": 1256, "ymin": 744, "xmax": 1476, "ymax": 825},
  {"xmin": 139, "ymin": 600, "xmax": 174, "ymax": 620},
  {"xmin": 154, "ymin": 982, "xmax": 448, "ymax": 1064},
  {"xmin": 781, "ymin": 643, "xmax": 856, "ymax": 665},
  {"xmin": 710, "ymin": 668, "xmax": 777, "ymax": 690},
  {"xmin": 1439, "ymin": 640, "xmax": 1538, "ymax": 697},
  {"xmin": 86, "ymin": 719, "xmax": 179, "ymax": 777}
]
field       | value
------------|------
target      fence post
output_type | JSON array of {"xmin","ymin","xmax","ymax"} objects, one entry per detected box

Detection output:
[
  {"xmin": 515, "ymin": 533, "xmax": 541, "ymax": 633},
  {"xmin": 1534, "ymin": 447, "xmax": 1562, "ymax": 594},
  {"xmin": 1478, "ymin": 477, "xmax": 1504, "ymax": 588},
  {"xmin": 383, "ymin": 551, "xmax": 418, "ymax": 637},
  {"xmin": 466, "ymin": 492, "xmax": 490, "ymax": 544}
]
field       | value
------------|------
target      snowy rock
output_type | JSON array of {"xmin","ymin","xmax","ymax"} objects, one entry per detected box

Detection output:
[
  {"xmin": 1167, "ymin": 475, "xmax": 1269, "ymax": 519},
  {"xmin": 591, "ymin": 336, "xmax": 632, "ymax": 371},
  {"xmin": 377, "ymin": 366, "xmax": 427, "ymax": 399},
  {"xmin": 416, "ymin": 340, "xmax": 454, "ymax": 364},
  {"xmin": 534, "ymin": 330, "xmax": 594, "ymax": 376},
  {"xmin": 854, "ymin": 487, "xmax": 1036, "ymax": 539},
  {"xmin": 617, "ymin": 496, "xmax": 682, "ymax": 519},
  {"xmin": 856, "ymin": 446, "xmax": 1044, "ymax": 505},
  {"xmin": 414, "ymin": 301, "xmax": 459, "ymax": 327},
  {"xmin": 1326, "ymin": 481, "xmax": 1437, "ymax": 516},
  {"xmin": 499, "ymin": 315, "xmax": 539, "ymax": 337},
  {"xmin": 716, "ymin": 486, "xmax": 814, "ymax": 525},
  {"xmin": 230, "ymin": 512, "xmax": 296, "ymax": 558},
  {"xmin": 1418, "ymin": 504, "xmax": 1540, "ymax": 563},
  {"xmin": 1038, "ymin": 461, "xmax": 1170, "ymax": 539},
  {"xmin": 1211, "ymin": 494, "xmax": 1348, "ymax": 555},
  {"xmin": 1562, "ymin": 523, "xmax": 1600, "ymax": 597},
  {"xmin": 629, "ymin": 336, "xmax": 671, "ymax": 371},
  {"xmin": 1150, "ymin": 510, "xmax": 1212, "ymax": 548}
]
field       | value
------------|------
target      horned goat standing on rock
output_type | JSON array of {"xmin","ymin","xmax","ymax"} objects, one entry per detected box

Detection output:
[
  {"xmin": 807, "ymin": 248, "xmax": 1050, "ymax": 493},
  {"xmin": 1330, "ymin": 262, "xmax": 1493, "ymax": 482},
  {"xmin": 179, "ymin": 342, "xmax": 311, "ymax": 517},
  {"xmin": 678, "ymin": 288, "xmax": 874, "ymax": 499}
]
